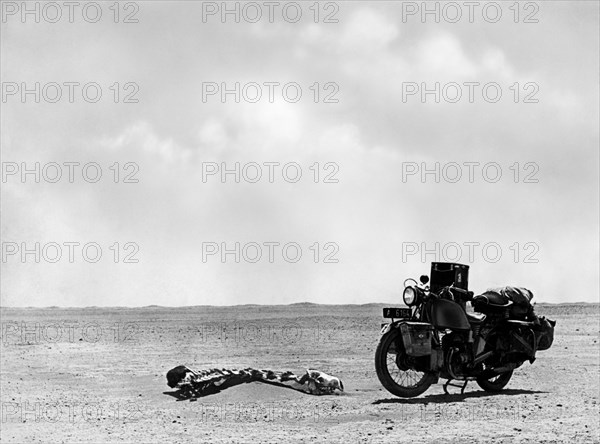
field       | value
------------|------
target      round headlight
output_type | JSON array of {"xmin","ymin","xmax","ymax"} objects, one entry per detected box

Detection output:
[{"xmin": 403, "ymin": 286, "xmax": 417, "ymax": 306}]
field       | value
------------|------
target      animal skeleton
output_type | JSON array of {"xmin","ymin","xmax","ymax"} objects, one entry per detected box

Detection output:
[{"xmin": 167, "ymin": 365, "xmax": 344, "ymax": 398}]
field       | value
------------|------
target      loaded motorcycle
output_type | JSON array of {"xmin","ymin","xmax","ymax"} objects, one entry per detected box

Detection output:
[{"xmin": 375, "ymin": 262, "xmax": 556, "ymax": 398}]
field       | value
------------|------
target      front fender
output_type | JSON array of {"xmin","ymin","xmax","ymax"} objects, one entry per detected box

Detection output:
[{"xmin": 380, "ymin": 320, "xmax": 405, "ymax": 336}]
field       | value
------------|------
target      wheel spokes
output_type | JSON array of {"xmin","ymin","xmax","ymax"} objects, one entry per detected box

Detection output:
[{"xmin": 385, "ymin": 349, "xmax": 426, "ymax": 388}]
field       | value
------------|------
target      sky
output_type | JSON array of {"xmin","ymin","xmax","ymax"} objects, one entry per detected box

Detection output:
[{"xmin": 1, "ymin": 1, "xmax": 598, "ymax": 306}]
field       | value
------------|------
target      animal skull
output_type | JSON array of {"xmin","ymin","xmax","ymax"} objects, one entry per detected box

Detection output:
[{"xmin": 306, "ymin": 369, "xmax": 344, "ymax": 393}]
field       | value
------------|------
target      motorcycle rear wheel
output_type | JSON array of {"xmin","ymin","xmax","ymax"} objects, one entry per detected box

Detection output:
[
  {"xmin": 476, "ymin": 370, "xmax": 513, "ymax": 392},
  {"xmin": 375, "ymin": 329, "xmax": 436, "ymax": 398}
]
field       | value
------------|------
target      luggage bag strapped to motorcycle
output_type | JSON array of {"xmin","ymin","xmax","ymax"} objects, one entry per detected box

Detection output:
[
  {"xmin": 535, "ymin": 316, "xmax": 556, "ymax": 351},
  {"xmin": 474, "ymin": 286, "xmax": 535, "ymax": 320},
  {"xmin": 503, "ymin": 286, "xmax": 535, "ymax": 319},
  {"xmin": 473, "ymin": 286, "xmax": 556, "ymax": 351},
  {"xmin": 399, "ymin": 322, "xmax": 433, "ymax": 356}
]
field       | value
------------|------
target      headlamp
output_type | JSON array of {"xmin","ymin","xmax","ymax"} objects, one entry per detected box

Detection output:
[{"xmin": 403, "ymin": 286, "xmax": 418, "ymax": 306}]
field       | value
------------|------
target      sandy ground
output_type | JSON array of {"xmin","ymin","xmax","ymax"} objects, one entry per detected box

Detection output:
[{"xmin": 0, "ymin": 303, "xmax": 598, "ymax": 443}]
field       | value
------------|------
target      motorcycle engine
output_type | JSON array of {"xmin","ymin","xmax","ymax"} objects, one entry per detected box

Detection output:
[{"xmin": 441, "ymin": 332, "xmax": 470, "ymax": 377}]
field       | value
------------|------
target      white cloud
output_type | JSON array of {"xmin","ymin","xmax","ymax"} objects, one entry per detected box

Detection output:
[
  {"xmin": 339, "ymin": 8, "xmax": 399, "ymax": 53},
  {"xmin": 413, "ymin": 33, "xmax": 480, "ymax": 78}
]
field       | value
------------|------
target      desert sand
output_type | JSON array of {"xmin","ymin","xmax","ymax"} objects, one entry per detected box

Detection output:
[{"xmin": 0, "ymin": 303, "xmax": 598, "ymax": 443}]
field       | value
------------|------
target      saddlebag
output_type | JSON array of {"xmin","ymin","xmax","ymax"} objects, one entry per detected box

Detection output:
[
  {"xmin": 534, "ymin": 316, "xmax": 556, "ymax": 351},
  {"xmin": 399, "ymin": 322, "xmax": 433, "ymax": 357}
]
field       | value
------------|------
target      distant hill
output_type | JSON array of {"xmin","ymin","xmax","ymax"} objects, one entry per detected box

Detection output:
[{"xmin": 1, "ymin": 301, "xmax": 598, "ymax": 310}]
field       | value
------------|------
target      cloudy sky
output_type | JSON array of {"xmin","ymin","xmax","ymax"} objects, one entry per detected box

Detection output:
[{"xmin": 1, "ymin": 1, "xmax": 598, "ymax": 306}]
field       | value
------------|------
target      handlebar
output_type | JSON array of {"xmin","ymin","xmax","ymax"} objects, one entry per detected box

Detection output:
[
  {"xmin": 438, "ymin": 285, "xmax": 474, "ymax": 301},
  {"xmin": 450, "ymin": 287, "xmax": 474, "ymax": 297}
]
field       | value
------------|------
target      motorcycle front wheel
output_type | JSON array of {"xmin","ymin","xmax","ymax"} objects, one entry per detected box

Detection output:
[
  {"xmin": 476, "ymin": 370, "xmax": 513, "ymax": 392},
  {"xmin": 375, "ymin": 329, "xmax": 436, "ymax": 398}
]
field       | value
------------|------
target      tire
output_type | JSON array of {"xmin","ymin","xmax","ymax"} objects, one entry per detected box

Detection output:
[
  {"xmin": 375, "ymin": 328, "xmax": 436, "ymax": 398},
  {"xmin": 476, "ymin": 370, "xmax": 513, "ymax": 392}
]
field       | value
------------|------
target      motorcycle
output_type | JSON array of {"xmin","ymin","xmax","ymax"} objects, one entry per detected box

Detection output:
[{"xmin": 375, "ymin": 262, "xmax": 556, "ymax": 398}]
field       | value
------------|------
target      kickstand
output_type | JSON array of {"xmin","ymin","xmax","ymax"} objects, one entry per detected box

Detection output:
[{"xmin": 443, "ymin": 379, "xmax": 469, "ymax": 395}]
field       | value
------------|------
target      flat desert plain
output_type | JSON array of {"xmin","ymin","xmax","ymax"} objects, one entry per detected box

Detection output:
[{"xmin": 0, "ymin": 303, "xmax": 598, "ymax": 443}]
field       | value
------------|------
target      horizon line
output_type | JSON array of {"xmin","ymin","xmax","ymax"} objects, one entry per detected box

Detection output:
[{"xmin": 1, "ymin": 301, "xmax": 598, "ymax": 309}]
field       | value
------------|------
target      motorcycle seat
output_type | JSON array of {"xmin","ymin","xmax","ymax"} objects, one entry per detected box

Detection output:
[
  {"xmin": 467, "ymin": 312, "xmax": 486, "ymax": 324},
  {"xmin": 473, "ymin": 292, "xmax": 512, "ymax": 308}
]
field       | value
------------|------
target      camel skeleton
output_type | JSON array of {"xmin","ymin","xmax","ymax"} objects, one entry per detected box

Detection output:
[{"xmin": 167, "ymin": 366, "xmax": 344, "ymax": 398}]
